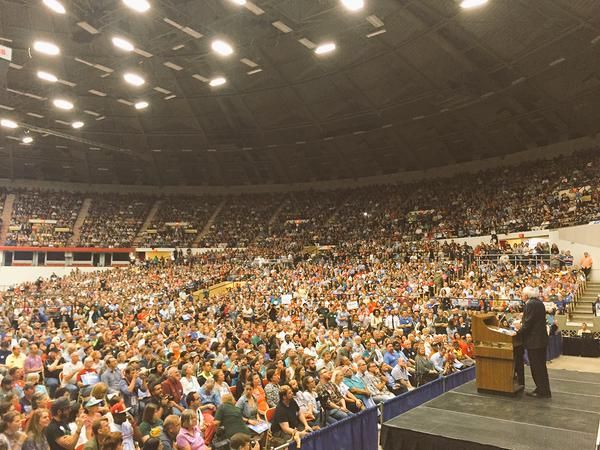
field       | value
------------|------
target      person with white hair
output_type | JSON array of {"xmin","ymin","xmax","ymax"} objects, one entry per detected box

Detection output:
[{"xmin": 516, "ymin": 287, "xmax": 551, "ymax": 398}]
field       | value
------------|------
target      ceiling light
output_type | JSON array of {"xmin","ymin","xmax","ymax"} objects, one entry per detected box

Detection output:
[
  {"xmin": 123, "ymin": 72, "xmax": 145, "ymax": 86},
  {"xmin": 37, "ymin": 70, "xmax": 58, "ymax": 82},
  {"xmin": 211, "ymin": 39, "xmax": 234, "ymax": 56},
  {"xmin": 315, "ymin": 42, "xmax": 336, "ymax": 55},
  {"xmin": 122, "ymin": 0, "xmax": 150, "ymax": 13},
  {"xmin": 53, "ymin": 98, "xmax": 74, "ymax": 110},
  {"xmin": 341, "ymin": 0, "xmax": 364, "ymax": 11},
  {"xmin": 112, "ymin": 36, "xmax": 135, "ymax": 52},
  {"xmin": 460, "ymin": 0, "xmax": 488, "ymax": 9},
  {"xmin": 33, "ymin": 40, "xmax": 60, "ymax": 56},
  {"xmin": 1, "ymin": 119, "xmax": 18, "ymax": 129},
  {"xmin": 134, "ymin": 101, "xmax": 149, "ymax": 110},
  {"xmin": 209, "ymin": 77, "xmax": 227, "ymax": 87},
  {"xmin": 43, "ymin": 0, "xmax": 66, "ymax": 14},
  {"xmin": 72, "ymin": 121, "xmax": 84, "ymax": 129},
  {"xmin": 230, "ymin": 0, "xmax": 247, "ymax": 4},
  {"xmin": 22, "ymin": 136, "xmax": 33, "ymax": 144}
]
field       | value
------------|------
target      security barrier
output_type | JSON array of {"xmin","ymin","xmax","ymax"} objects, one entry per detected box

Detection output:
[{"xmin": 273, "ymin": 367, "xmax": 477, "ymax": 450}]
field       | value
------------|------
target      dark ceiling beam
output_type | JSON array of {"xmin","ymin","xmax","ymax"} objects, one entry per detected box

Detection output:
[
  {"xmin": 536, "ymin": 0, "xmax": 600, "ymax": 32},
  {"xmin": 19, "ymin": 122, "xmax": 131, "ymax": 153},
  {"xmin": 254, "ymin": 47, "xmax": 356, "ymax": 179}
]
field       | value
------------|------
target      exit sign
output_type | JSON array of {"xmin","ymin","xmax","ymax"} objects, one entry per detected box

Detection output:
[{"xmin": 0, "ymin": 45, "xmax": 12, "ymax": 62}]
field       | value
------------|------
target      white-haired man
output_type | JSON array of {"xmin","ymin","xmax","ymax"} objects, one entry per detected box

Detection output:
[{"xmin": 517, "ymin": 287, "xmax": 551, "ymax": 398}]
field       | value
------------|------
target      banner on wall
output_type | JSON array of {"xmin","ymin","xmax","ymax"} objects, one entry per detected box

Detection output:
[
  {"xmin": 165, "ymin": 222, "xmax": 189, "ymax": 227},
  {"xmin": 54, "ymin": 227, "xmax": 71, "ymax": 232},
  {"xmin": 184, "ymin": 229, "xmax": 198, "ymax": 234},
  {"xmin": 146, "ymin": 251, "xmax": 172, "ymax": 260},
  {"xmin": 28, "ymin": 219, "xmax": 57, "ymax": 224}
]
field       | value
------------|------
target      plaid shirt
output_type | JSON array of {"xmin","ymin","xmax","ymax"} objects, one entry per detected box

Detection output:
[{"xmin": 316, "ymin": 381, "xmax": 343, "ymax": 405}]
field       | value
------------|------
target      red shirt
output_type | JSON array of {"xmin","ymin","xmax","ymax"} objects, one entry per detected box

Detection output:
[
  {"xmin": 162, "ymin": 377, "xmax": 184, "ymax": 402},
  {"xmin": 458, "ymin": 341, "xmax": 474, "ymax": 358}
]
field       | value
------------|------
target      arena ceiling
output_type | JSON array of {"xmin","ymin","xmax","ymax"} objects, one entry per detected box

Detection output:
[{"xmin": 1, "ymin": 0, "xmax": 600, "ymax": 186}]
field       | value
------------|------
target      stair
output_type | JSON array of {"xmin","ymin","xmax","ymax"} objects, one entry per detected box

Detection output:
[
  {"xmin": 193, "ymin": 198, "xmax": 227, "ymax": 247},
  {"xmin": 133, "ymin": 199, "xmax": 162, "ymax": 247},
  {"xmin": 268, "ymin": 196, "xmax": 288, "ymax": 226},
  {"xmin": 69, "ymin": 197, "xmax": 92, "ymax": 245},
  {"xmin": 0, "ymin": 193, "xmax": 16, "ymax": 244},
  {"xmin": 570, "ymin": 282, "xmax": 600, "ymax": 321}
]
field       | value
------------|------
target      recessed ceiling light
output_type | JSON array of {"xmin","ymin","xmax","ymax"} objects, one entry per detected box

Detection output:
[
  {"xmin": 37, "ymin": 70, "xmax": 58, "ymax": 82},
  {"xmin": 122, "ymin": 0, "xmax": 150, "ymax": 13},
  {"xmin": 134, "ymin": 101, "xmax": 149, "ymax": 110},
  {"xmin": 230, "ymin": 0, "xmax": 247, "ymax": 5},
  {"xmin": 53, "ymin": 98, "xmax": 74, "ymax": 110},
  {"xmin": 33, "ymin": 40, "xmax": 60, "ymax": 56},
  {"xmin": 460, "ymin": 0, "xmax": 488, "ymax": 9},
  {"xmin": 341, "ymin": 0, "xmax": 364, "ymax": 11},
  {"xmin": 22, "ymin": 136, "xmax": 33, "ymax": 144},
  {"xmin": 112, "ymin": 36, "xmax": 135, "ymax": 52},
  {"xmin": 123, "ymin": 72, "xmax": 145, "ymax": 86},
  {"xmin": 211, "ymin": 39, "xmax": 234, "ymax": 56},
  {"xmin": 72, "ymin": 121, "xmax": 84, "ymax": 129},
  {"xmin": 43, "ymin": 0, "xmax": 66, "ymax": 14},
  {"xmin": 209, "ymin": 77, "xmax": 227, "ymax": 87},
  {"xmin": 0, "ymin": 119, "xmax": 18, "ymax": 129},
  {"xmin": 315, "ymin": 42, "xmax": 336, "ymax": 55}
]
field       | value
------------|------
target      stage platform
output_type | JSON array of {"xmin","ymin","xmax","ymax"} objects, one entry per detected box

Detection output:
[{"xmin": 381, "ymin": 368, "xmax": 600, "ymax": 450}]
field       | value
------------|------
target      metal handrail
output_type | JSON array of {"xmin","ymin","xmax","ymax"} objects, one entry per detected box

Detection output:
[
  {"xmin": 475, "ymin": 253, "xmax": 562, "ymax": 267},
  {"xmin": 568, "ymin": 272, "xmax": 587, "ymax": 320}
]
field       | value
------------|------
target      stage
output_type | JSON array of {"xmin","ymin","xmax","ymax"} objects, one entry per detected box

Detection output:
[{"xmin": 381, "ymin": 368, "xmax": 600, "ymax": 450}]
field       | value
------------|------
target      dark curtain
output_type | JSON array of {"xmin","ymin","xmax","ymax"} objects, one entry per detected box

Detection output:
[
  {"xmin": 382, "ymin": 378, "xmax": 444, "ymax": 421},
  {"xmin": 443, "ymin": 366, "xmax": 476, "ymax": 391},
  {"xmin": 288, "ymin": 406, "xmax": 379, "ymax": 450},
  {"xmin": 381, "ymin": 428, "xmax": 506, "ymax": 450},
  {"xmin": 546, "ymin": 334, "xmax": 563, "ymax": 360}
]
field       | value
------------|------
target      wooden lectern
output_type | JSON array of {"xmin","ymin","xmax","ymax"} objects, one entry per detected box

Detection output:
[{"xmin": 472, "ymin": 313, "xmax": 524, "ymax": 395}]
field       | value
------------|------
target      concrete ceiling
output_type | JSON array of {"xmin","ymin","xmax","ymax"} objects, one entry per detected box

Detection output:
[{"xmin": 1, "ymin": 0, "xmax": 600, "ymax": 185}]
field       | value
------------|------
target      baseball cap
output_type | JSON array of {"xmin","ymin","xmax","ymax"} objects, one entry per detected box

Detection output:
[
  {"xmin": 51, "ymin": 397, "xmax": 72, "ymax": 415},
  {"xmin": 85, "ymin": 398, "xmax": 103, "ymax": 407},
  {"xmin": 110, "ymin": 403, "xmax": 131, "ymax": 415}
]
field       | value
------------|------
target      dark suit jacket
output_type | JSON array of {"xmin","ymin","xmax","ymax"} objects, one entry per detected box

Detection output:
[{"xmin": 519, "ymin": 298, "xmax": 548, "ymax": 350}]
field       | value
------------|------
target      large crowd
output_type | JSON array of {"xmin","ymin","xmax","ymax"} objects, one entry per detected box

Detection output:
[
  {"xmin": 201, "ymin": 194, "xmax": 282, "ymax": 249},
  {"xmin": 5, "ymin": 191, "xmax": 84, "ymax": 247},
  {"xmin": 78, "ymin": 195, "xmax": 152, "ymax": 249},
  {"xmin": 0, "ymin": 234, "xmax": 586, "ymax": 449},
  {"xmin": 139, "ymin": 196, "xmax": 223, "ymax": 249},
  {"xmin": 1, "ymin": 149, "xmax": 600, "ymax": 249}
]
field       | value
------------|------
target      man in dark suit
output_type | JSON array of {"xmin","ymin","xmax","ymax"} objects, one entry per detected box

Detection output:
[{"xmin": 517, "ymin": 288, "xmax": 551, "ymax": 398}]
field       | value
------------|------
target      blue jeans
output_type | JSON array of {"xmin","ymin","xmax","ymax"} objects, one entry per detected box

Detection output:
[{"xmin": 327, "ymin": 408, "xmax": 350, "ymax": 424}]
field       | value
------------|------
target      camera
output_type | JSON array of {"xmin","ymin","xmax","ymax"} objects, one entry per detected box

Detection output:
[{"xmin": 316, "ymin": 392, "xmax": 330, "ymax": 408}]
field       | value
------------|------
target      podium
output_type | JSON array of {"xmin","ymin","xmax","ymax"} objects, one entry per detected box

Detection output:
[{"xmin": 472, "ymin": 313, "xmax": 524, "ymax": 395}]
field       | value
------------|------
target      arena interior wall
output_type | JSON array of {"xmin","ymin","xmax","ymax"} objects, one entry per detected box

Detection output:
[{"xmin": 0, "ymin": 135, "xmax": 597, "ymax": 195}]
